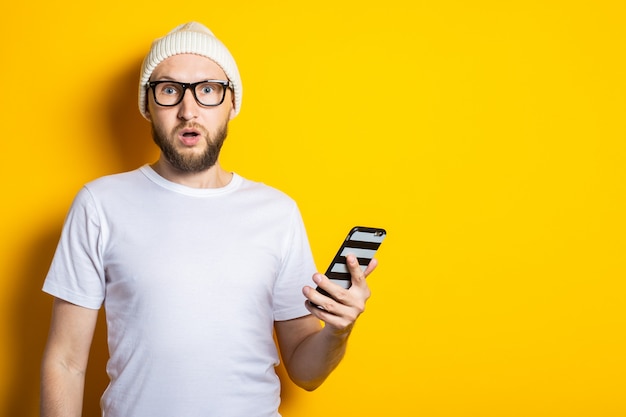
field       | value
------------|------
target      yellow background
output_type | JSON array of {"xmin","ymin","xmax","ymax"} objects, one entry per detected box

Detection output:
[{"xmin": 1, "ymin": 1, "xmax": 625, "ymax": 416}]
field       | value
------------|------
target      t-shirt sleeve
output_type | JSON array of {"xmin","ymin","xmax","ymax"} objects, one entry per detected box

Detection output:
[
  {"xmin": 42, "ymin": 186, "xmax": 106, "ymax": 310},
  {"xmin": 272, "ymin": 204, "xmax": 317, "ymax": 321}
]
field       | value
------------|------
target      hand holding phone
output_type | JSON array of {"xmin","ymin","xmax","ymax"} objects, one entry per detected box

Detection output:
[{"xmin": 315, "ymin": 226, "xmax": 386, "ymax": 302}]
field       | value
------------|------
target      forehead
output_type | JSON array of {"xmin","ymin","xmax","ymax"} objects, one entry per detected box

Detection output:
[{"xmin": 151, "ymin": 54, "xmax": 228, "ymax": 81}]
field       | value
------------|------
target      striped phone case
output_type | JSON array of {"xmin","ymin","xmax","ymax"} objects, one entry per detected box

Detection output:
[{"xmin": 316, "ymin": 226, "xmax": 386, "ymax": 298}]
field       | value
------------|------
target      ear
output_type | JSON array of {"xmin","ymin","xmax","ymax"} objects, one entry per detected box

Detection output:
[
  {"xmin": 144, "ymin": 97, "xmax": 152, "ymax": 121},
  {"xmin": 228, "ymin": 94, "xmax": 236, "ymax": 120}
]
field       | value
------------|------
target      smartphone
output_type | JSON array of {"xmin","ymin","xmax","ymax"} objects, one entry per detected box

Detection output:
[{"xmin": 315, "ymin": 226, "xmax": 386, "ymax": 300}]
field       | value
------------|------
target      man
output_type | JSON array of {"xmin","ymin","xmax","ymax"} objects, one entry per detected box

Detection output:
[{"xmin": 40, "ymin": 22, "xmax": 377, "ymax": 417}]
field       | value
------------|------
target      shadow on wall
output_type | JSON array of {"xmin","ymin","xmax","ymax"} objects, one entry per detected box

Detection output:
[
  {"xmin": 2, "ymin": 59, "xmax": 152, "ymax": 417},
  {"xmin": 106, "ymin": 57, "xmax": 156, "ymax": 173},
  {"xmin": 3, "ymin": 57, "xmax": 300, "ymax": 416},
  {"xmin": 2, "ymin": 224, "xmax": 109, "ymax": 417}
]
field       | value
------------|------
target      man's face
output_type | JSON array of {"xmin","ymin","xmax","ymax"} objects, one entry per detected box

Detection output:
[{"xmin": 146, "ymin": 54, "xmax": 236, "ymax": 172}]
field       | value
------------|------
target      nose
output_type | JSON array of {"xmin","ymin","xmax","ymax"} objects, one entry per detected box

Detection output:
[{"xmin": 177, "ymin": 88, "xmax": 199, "ymax": 121}]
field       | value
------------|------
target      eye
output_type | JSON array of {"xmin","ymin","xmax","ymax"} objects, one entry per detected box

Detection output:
[
  {"xmin": 199, "ymin": 84, "xmax": 217, "ymax": 95},
  {"xmin": 160, "ymin": 84, "xmax": 180, "ymax": 96}
]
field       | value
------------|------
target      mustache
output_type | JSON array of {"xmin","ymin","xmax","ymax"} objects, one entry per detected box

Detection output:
[{"xmin": 172, "ymin": 122, "xmax": 208, "ymax": 136}]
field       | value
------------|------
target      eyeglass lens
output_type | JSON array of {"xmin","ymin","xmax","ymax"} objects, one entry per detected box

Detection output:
[{"xmin": 152, "ymin": 81, "xmax": 227, "ymax": 106}]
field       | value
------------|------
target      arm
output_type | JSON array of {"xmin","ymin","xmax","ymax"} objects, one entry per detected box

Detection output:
[
  {"xmin": 41, "ymin": 297, "xmax": 99, "ymax": 417},
  {"xmin": 275, "ymin": 254, "xmax": 376, "ymax": 391}
]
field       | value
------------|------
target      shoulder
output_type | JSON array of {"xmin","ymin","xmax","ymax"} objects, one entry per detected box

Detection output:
[
  {"xmin": 78, "ymin": 168, "xmax": 151, "ymax": 202},
  {"xmin": 62, "ymin": 169, "xmax": 149, "ymax": 214},
  {"xmin": 84, "ymin": 168, "xmax": 145, "ymax": 191},
  {"xmin": 237, "ymin": 175, "xmax": 297, "ymax": 207}
]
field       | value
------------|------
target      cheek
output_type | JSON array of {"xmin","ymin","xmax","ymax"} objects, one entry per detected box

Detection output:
[{"xmin": 148, "ymin": 105, "xmax": 178, "ymax": 128}]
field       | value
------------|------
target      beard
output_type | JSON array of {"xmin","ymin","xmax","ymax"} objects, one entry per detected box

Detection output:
[{"xmin": 151, "ymin": 121, "xmax": 228, "ymax": 173}]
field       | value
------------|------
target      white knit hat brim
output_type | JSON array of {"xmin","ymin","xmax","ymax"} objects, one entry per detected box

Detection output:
[{"xmin": 138, "ymin": 22, "xmax": 242, "ymax": 120}]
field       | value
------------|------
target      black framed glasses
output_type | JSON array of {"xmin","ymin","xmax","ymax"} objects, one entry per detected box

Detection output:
[{"xmin": 147, "ymin": 80, "xmax": 232, "ymax": 107}]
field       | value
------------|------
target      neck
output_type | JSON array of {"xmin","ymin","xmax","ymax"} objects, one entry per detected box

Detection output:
[{"xmin": 151, "ymin": 158, "xmax": 233, "ymax": 189}]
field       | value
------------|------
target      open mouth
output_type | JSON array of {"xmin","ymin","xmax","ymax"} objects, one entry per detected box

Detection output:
[
  {"xmin": 178, "ymin": 128, "xmax": 202, "ymax": 145},
  {"xmin": 181, "ymin": 130, "xmax": 200, "ymax": 137}
]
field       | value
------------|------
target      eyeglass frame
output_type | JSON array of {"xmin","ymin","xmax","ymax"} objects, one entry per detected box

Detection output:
[{"xmin": 146, "ymin": 79, "xmax": 233, "ymax": 107}]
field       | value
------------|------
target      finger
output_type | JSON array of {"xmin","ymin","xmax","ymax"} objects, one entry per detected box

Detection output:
[
  {"xmin": 304, "ymin": 290, "xmax": 356, "ymax": 321},
  {"xmin": 303, "ymin": 285, "xmax": 350, "ymax": 316},
  {"xmin": 304, "ymin": 299, "xmax": 354, "ymax": 331},
  {"xmin": 303, "ymin": 285, "xmax": 364, "ymax": 333},
  {"xmin": 363, "ymin": 258, "xmax": 378, "ymax": 277},
  {"xmin": 306, "ymin": 272, "xmax": 353, "ymax": 306},
  {"xmin": 346, "ymin": 255, "xmax": 367, "ymax": 286},
  {"xmin": 302, "ymin": 283, "xmax": 332, "ymax": 310}
]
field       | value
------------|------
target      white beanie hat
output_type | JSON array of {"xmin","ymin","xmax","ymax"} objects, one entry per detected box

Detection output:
[{"xmin": 138, "ymin": 22, "xmax": 242, "ymax": 119}]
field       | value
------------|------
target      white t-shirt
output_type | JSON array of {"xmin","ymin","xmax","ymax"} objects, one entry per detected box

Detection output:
[{"xmin": 43, "ymin": 165, "xmax": 317, "ymax": 417}]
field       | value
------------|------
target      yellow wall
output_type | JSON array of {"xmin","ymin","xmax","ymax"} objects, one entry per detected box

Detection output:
[{"xmin": 1, "ymin": 1, "xmax": 625, "ymax": 416}]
